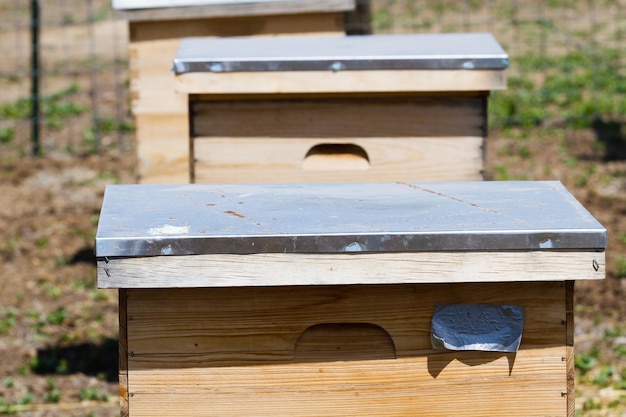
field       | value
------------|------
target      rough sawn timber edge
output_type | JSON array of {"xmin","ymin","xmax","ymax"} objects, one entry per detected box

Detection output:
[{"xmin": 97, "ymin": 250, "xmax": 605, "ymax": 288}]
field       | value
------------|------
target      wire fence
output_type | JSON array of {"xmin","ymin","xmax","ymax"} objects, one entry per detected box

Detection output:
[
  {"xmin": 0, "ymin": 0, "xmax": 625, "ymax": 157},
  {"xmin": 371, "ymin": 0, "xmax": 626, "ymax": 134},
  {"xmin": 0, "ymin": 0, "xmax": 130, "ymax": 157}
]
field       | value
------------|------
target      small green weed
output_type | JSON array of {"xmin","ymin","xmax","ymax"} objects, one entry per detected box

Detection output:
[
  {"xmin": 574, "ymin": 165, "xmax": 597, "ymax": 188},
  {"xmin": 45, "ymin": 307, "xmax": 67, "ymax": 326},
  {"xmin": 575, "ymin": 347, "xmax": 599, "ymax": 375},
  {"xmin": 0, "ymin": 307, "xmax": 17, "ymax": 335},
  {"xmin": 43, "ymin": 378, "xmax": 61, "ymax": 403},
  {"xmin": 616, "ymin": 257, "xmax": 626, "ymax": 278},
  {"xmin": 0, "ymin": 127, "xmax": 14, "ymax": 144},
  {"xmin": 583, "ymin": 397, "xmax": 602, "ymax": 411},
  {"xmin": 79, "ymin": 387, "xmax": 109, "ymax": 402},
  {"xmin": 17, "ymin": 392, "xmax": 35, "ymax": 406},
  {"xmin": 71, "ymin": 277, "xmax": 96, "ymax": 291},
  {"xmin": 34, "ymin": 236, "xmax": 49, "ymax": 249},
  {"xmin": 0, "ymin": 83, "xmax": 85, "ymax": 131},
  {"xmin": 0, "ymin": 396, "xmax": 18, "ymax": 414},
  {"xmin": 72, "ymin": 227, "xmax": 95, "ymax": 240},
  {"xmin": 493, "ymin": 164, "xmax": 510, "ymax": 180},
  {"xmin": 592, "ymin": 364, "xmax": 616, "ymax": 388},
  {"xmin": 43, "ymin": 282, "xmax": 62, "ymax": 299}
]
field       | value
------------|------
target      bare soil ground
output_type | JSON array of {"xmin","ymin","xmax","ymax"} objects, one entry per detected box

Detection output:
[{"xmin": 0, "ymin": 151, "xmax": 134, "ymax": 416}]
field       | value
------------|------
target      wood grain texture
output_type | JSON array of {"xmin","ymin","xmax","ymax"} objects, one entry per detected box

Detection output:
[
  {"xmin": 177, "ymin": 68, "xmax": 507, "ymax": 94},
  {"xmin": 124, "ymin": 283, "xmax": 569, "ymax": 416},
  {"xmin": 97, "ymin": 250, "xmax": 606, "ymax": 289},
  {"xmin": 190, "ymin": 97, "xmax": 485, "ymax": 138},
  {"xmin": 129, "ymin": 14, "xmax": 344, "ymax": 42},
  {"xmin": 115, "ymin": 0, "xmax": 354, "ymax": 21},
  {"xmin": 191, "ymin": 96, "xmax": 485, "ymax": 183},
  {"xmin": 193, "ymin": 136, "xmax": 483, "ymax": 182},
  {"xmin": 118, "ymin": 290, "xmax": 129, "ymax": 417},
  {"xmin": 128, "ymin": 354, "xmax": 566, "ymax": 416},
  {"xmin": 134, "ymin": 113, "xmax": 190, "ymax": 183},
  {"xmin": 566, "ymin": 281, "xmax": 575, "ymax": 416}
]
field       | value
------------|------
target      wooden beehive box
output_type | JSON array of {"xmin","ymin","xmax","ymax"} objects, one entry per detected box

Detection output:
[
  {"xmin": 96, "ymin": 181, "xmax": 606, "ymax": 417},
  {"xmin": 174, "ymin": 33, "xmax": 508, "ymax": 183},
  {"xmin": 113, "ymin": 0, "xmax": 362, "ymax": 184}
]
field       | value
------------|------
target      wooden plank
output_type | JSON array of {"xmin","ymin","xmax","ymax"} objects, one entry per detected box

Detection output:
[
  {"xmin": 566, "ymin": 281, "xmax": 575, "ymax": 416},
  {"xmin": 125, "ymin": 283, "xmax": 569, "ymax": 416},
  {"xmin": 193, "ymin": 136, "xmax": 483, "ymax": 182},
  {"xmin": 97, "ymin": 250, "xmax": 605, "ymax": 288},
  {"xmin": 127, "ymin": 283, "xmax": 566, "ymax": 359},
  {"xmin": 114, "ymin": 0, "xmax": 355, "ymax": 21},
  {"xmin": 191, "ymin": 96, "xmax": 485, "ymax": 183},
  {"xmin": 177, "ymin": 69, "xmax": 507, "ymax": 94},
  {"xmin": 118, "ymin": 289, "xmax": 129, "ymax": 417},
  {"xmin": 128, "ymin": 353, "xmax": 566, "ymax": 416},
  {"xmin": 191, "ymin": 96, "xmax": 485, "ymax": 138},
  {"xmin": 129, "ymin": 14, "xmax": 345, "ymax": 42},
  {"xmin": 134, "ymin": 113, "xmax": 190, "ymax": 183}
]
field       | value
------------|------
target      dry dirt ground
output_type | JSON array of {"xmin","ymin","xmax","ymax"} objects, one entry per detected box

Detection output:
[
  {"xmin": 0, "ymin": 126, "xmax": 625, "ymax": 416},
  {"xmin": 0, "ymin": 150, "xmax": 134, "ymax": 416}
]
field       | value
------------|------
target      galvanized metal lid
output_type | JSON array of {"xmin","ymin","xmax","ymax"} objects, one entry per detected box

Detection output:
[
  {"xmin": 95, "ymin": 181, "xmax": 606, "ymax": 258},
  {"xmin": 112, "ymin": 0, "xmax": 354, "ymax": 10},
  {"xmin": 173, "ymin": 33, "xmax": 509, "ymax": 74}
]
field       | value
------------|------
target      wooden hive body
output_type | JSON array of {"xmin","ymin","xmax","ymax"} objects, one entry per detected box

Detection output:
[
  {"xmin": 96, "ymin": 181, "xmax": 606, "ymax": 417},
  {"xmin": 174, "ymin": 33, "xmax": 508, "ymax": 184},
  {"xmin": 116, "ymin": 0, "xmax": 359, "ymax": 183}
]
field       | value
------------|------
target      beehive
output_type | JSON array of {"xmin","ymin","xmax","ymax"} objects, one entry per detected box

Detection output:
[
  {"xmin": 113, "ymin": 0, "xmax": 362, "ymax": 183},
  {"xmin": 96, "ymin": 181, "xmax": 606, "ymax": 417},
  {"xmin": 174, "ymin": 32, "xmax": 508, "ymax": 183}
]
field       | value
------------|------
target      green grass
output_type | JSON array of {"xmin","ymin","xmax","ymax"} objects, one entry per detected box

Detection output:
[
  {"xmin": 616, "ymin": 257, "xmax": 626, "ymax": 279},
  {"xmin": 0, "ymin": 83, "xmax": 85, "ymax": 130},
  {"xmin": 79, "ymin": 387, "xmax": 109, "ymax": 402},
  {"xmin": 0, "ymin": 307, "xmax": 17, "ymax": 335},
  {"xmin": 490, "ymin": 48, "xmax": 626, "ymax": 130}
]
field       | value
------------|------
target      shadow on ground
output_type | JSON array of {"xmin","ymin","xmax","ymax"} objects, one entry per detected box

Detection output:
[
  {"xmin": 33, "ymin": 337, "xmax": 118, "ymax": 382},
  {"xmin": 592, "ymin": 117, "xmax": 626, "ymax": 160}
]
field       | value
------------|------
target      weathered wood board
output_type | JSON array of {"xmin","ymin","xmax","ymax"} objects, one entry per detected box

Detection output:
[
  {"xmin": 122, "ymin": 282, "xmax": 572, "ymax": 416},
  {"xmin": 98, "ymin": 251, "xmax": 604, "ymax": 289},
  {"xmin": 178, "ymin": 69, "xmax": 506, "ymax": 95}
]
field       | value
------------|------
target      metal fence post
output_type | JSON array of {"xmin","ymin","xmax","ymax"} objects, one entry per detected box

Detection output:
[{"xmin": 30, "ymin": 0, "xmax": 40, "ymax": 156}]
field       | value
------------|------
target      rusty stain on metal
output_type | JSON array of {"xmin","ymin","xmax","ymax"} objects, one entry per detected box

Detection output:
[
  {"xmin": 224, "ymin": 210, "xmax": 245, "ymax": 219},
  {"xmin": 396, "ymin": 182, "xmax": 500, "ymax": 214}
]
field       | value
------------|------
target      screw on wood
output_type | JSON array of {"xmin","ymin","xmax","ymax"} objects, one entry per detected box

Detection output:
[{"xmin": 592, "ymin": 259, "xmax": 599, "ymax": 272}]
